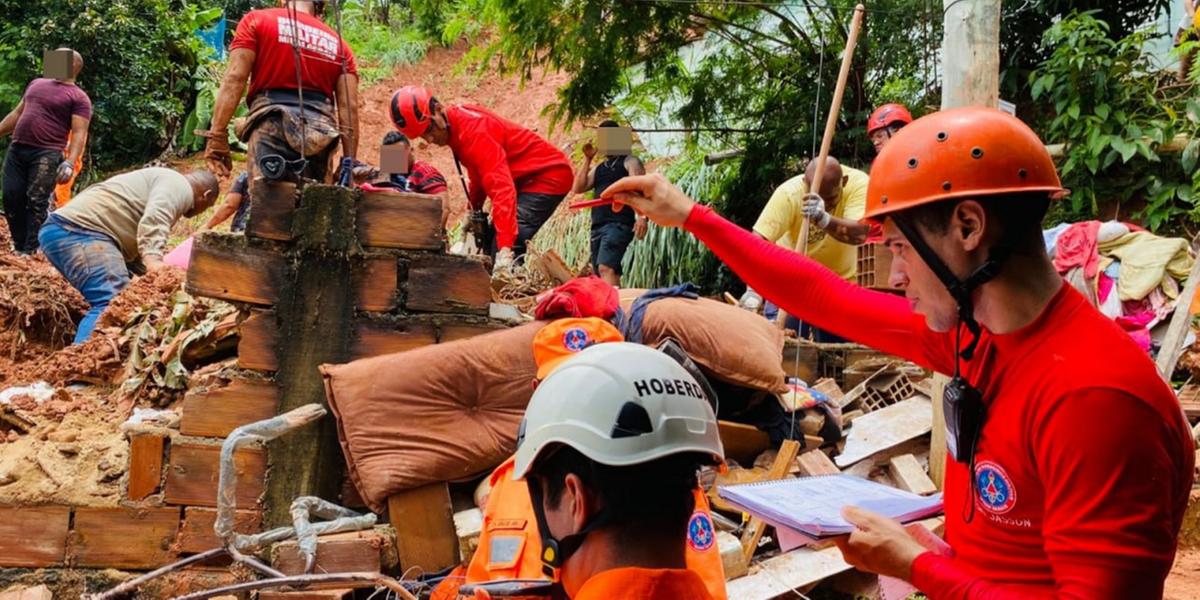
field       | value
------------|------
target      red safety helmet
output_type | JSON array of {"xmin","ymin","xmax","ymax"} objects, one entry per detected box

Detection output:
[
  {"xmin": 864, "ymin": 107, "xmax": 1066, "ymax": 223},
  {"xmin": 390, "ymin": 85, "xmax": 434, "ymax": 139},
  {"xmin": 866, "ymin": 103, "xmax": 914, "ymax": 136}
]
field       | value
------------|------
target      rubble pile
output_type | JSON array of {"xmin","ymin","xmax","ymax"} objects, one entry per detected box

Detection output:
[{"xmin": 0, "ymin": 224, "xmax": 86, "ymax": 362}]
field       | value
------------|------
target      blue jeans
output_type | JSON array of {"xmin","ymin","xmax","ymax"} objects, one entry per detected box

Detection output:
[{"xmin": 39, "ymin": 216, "xmax": 130, "ymax": 344}]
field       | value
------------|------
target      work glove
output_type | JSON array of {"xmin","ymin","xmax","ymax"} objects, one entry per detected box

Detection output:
[
  {"xmin": 801, "ymin": 192, "xmax": 832, "ymax": 229},
  {"xmin": 203, "ymin": 132, "xmax": 233, "ymax": 178},
  {"xmin": 493, "ymin": 247, "xmax": 516, "ymax": 273},
  {"xmin": 55, "ymin": 161, "xmax": 73, "ymax": 185},
  {"xmin": 738, "ymin": 287, "xmax": 763, "ymax": 313}
]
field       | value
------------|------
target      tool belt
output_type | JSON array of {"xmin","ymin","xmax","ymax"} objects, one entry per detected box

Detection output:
[{"xmin": 235, "ymin": 89, "xmax": 340, "ymax": 157}]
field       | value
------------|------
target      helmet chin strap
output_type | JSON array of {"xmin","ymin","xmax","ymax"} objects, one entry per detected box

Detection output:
[
  {"xmin": 525, "ymin": 475, "xmax": 613, "ymax": 577},
  {"xmin": 890, "ymin": 215, "xmax": 1012, "ymax": 360}
]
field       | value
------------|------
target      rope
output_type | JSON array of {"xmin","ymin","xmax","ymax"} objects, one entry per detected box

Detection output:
[
  {"xmin": 286, "ymin": 1, "xmax": 308, "ymax": 170},
  {"xmin": 332, "ymin": 0, "xmax": 355, "ymax": 155}
]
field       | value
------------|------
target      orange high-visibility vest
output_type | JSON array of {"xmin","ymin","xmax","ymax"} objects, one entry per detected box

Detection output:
[{"xmin": 431, "ymin": 457, "xmax": 728, "ymax": 600}]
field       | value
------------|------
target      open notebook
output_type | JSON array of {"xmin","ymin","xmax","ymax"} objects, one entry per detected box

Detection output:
[{"xmin": 718, "ymin": 473, "xmax": 944, "ymax": 539}]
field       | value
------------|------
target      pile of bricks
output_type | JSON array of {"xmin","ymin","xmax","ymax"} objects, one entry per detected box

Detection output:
[{"xmin": 0, "ymin": 180, "xmax": 506, "ymax": 596}]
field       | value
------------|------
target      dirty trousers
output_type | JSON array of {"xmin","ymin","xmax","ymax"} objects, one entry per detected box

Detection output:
[
  {"xmin": 3, "ymin": 143, "xmax": 62, "ymax": 252},
  {"xmin": 39, "ymin": 215, "xmax": 130, "ymax": 344}
]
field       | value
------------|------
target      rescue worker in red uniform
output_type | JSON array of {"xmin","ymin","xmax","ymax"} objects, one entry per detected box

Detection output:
[
  {"xmin": 389, "ymin": 85, "xmax": 573, "ymax": 271},
  {"xmin": 511, "ymin": 342, "xmax": 724, "ymax": 599},
  {"xmin": 205, "ymin": 0, "xmax": 360, "ymax": 185},
  {"xmin": 601, "ymin": 107, "xmax": 1194, "ymax": 598},
  {"xmin": 866, "ymin": 103, "xmax": 912, "ymax": 155},
  {"xmin": 432, "ymin": 318, "xmax": 728, "ymax": 600}
]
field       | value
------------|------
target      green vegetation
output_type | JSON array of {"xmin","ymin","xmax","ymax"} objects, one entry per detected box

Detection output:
[
  {"xmin": 620, "ymin": 146, "xmax": 739, "ymax": 292},
  {"xmin": 0, "ymin": 0, "xmax": 220, "ymax": 175},
  {"xmin": 339, "ymin": 1, "xmax": 432, "ymax": 84},
  {"xmin": 1030, "ymin": 12, "xmax": 1199, "ymax": 232}
]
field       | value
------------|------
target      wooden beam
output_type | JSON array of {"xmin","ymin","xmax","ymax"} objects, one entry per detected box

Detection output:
[
  {"xmin": 1047, "ymin": 134, "xmax": 1191, "ymax": 159},
  {"xmin": 246, "ymin": 178, "xmax": 299, "ymax": 241},
  {"xmin": 352, "ymin": 319, "xmax": 438, "ymax": 360},
  {"xmin": 164, "ymin": 442, "xmax": 267, "ymax": 508},
  {"xmin": 176, "ymin": 507, "xmax": 262, "ymax": 554},
  {"xmin": 180, "ymin": 378, "xmax": 281, "ymax": 438},
  {"xmin": 186, "ymin": 234, "xmax": 286, "ymax": 305},
  {"xmin": 405, "ymin": 255, "xmax": 491, "ymax": 315},
  {"xmin": 929, "ymin": 373, "xmax": 949, "ymax": 490},
  {"xmin": 888, "ymin": 454, "xmax": 939, "ymax": 496},
  {"xmin": 1179, "ymin": 385, "xmax": 1200, "ymax": 419},
  {"xmin": 355, "ymin": 255, "xmax": 399, "ymax": 312},
  {"xmin": 0, "ymin": 506, "xmax": 70, "ymax": 567},
  {"xmin": 238, "ymin": 310, "xmax": 279, "ymax": 372},
  {"xmin": 265, "ymin": 184, "xmax": 357, "ymax": 527},
  {"xmin": 741, "ymin": 439, "xmax": 801, "ymax": 563},
  {"xmin": 128, "ymin": 432, "xmax": 167, "ymax": 501},
  {"xmin": 357, "ymin": 190, "xmax": 444, "ymax": 250},
  {"xmin": 718, "ymin": 420, "xmax": 772, "ymax": 466},
  {"xmin": 388, "ymin": 483, "xmax": 458, "ymax": 574},
  {"xmin": 796, "ymin": 449, "xmax": 839, "ymax": 476},
  {"xmin": 537, "ymin": 249, "xmax": 574, "ymax": 284},
  {"xmin": 1156, "ymin": 237, "xmax": 1200, "ymax": 380},
  {"xmin": 725, "ymin": 545, "xmax": 852, "ymax": 599},
  {"xmin": 72, "ymin": 507, "xmax": 181, "ymax": 569},
  {"xmin": 836, "ymin": 396, "xmax": 933, "ymax": 468}
]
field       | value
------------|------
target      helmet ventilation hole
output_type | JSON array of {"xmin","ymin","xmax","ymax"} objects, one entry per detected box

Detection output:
[
  {"xmin": 907, "ymin": 158, "xmax": 919, "ymax": 169},
  {"xmin": 942, "ymin": 181, "xmax": 952, "ymax": 191},
  {"xmin": 936, "ymin": 131, "xmax": 948, "ymax": 142},
  {"xmin": 971, "ymin": 147, "xmax": 984, "ymax": 159}
]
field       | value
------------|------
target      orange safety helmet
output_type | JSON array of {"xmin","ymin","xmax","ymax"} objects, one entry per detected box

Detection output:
[
  {"xmin": 864, "ymin": 106, "xmax": 1066, "ymax": 223},
  {"xmin": 390, "ymin": 85, "xmax": 435, "ymax": 139},
  {"xmin": 866, "ymin": 103, "xmax": 913, "ymax": 136}
]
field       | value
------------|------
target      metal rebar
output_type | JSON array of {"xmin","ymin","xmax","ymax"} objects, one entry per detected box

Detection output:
[
  {"xmin": 85, "ymin": 548, "xmax": 227, "ymax": 600},
  {"xmin": 216, "ymin": 404, "xmax": 327, "ymax": 542},
  {"xmin": 169, "ymin": 572, "xmax": 419, "ymax": 600},
  {"xmin": 228, "ymin": 545, "xmax": 288, "ymax": 579}
]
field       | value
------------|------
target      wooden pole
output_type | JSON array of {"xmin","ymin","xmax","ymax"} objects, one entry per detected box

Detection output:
[
  {"xmin": 927, "ymin": 0, "xmax": 1004, "ymax": 472},
  {"xmin": 940, "ymin": 0, "xmax": 1002, "ymax": 110},
  {"xmin": 1155, "ymin": 237, "xmax": 1200, "ymax": 380},
  {"xmin": 775, "ymin": 4, "xmax": 865, "ymax": 329}
]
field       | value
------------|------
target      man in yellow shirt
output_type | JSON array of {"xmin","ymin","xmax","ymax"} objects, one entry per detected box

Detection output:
[{"xmin": 742, "ymin": 156, "xmax": 869, "ymax": 341}]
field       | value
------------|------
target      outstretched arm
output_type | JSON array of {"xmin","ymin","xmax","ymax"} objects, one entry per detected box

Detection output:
[{"xmin": 601, "ymin": 173, "xmax": 946, "ymax": 371}]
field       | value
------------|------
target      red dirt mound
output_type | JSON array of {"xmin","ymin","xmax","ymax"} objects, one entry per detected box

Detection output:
[
  {"xmin": 358, "ymin": 42, "xmax": 586, "ymax": 227},
  {"xmin": 97, "ymin": 268, "xmax": 186, "ymax": 329}
]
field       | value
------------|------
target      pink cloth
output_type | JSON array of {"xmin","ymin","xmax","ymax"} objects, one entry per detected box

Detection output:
[
  {"xmin": 1098, "ymin": 273, "xmax": 1115, "ymax": 304},
  {"xmin": 1053, "ymin": 221, "xmax": 1102, "ymax": 278},
  {"xmin": 165, "ymin": 236, "xmax": 194, "ymax": 269}
]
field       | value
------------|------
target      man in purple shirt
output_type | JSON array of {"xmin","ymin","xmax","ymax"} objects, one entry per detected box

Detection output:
[{"xmin": 0, "ymin": 49, "xmax": 92, "ymax": 254}]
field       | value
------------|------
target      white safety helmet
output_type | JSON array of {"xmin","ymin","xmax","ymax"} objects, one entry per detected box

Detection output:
[{"xmin": 512, "ymin": 342, "xmax": 724, "ymax": 480}]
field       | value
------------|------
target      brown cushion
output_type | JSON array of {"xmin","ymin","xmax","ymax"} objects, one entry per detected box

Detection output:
[
  {"xmin": 620, "ymin": 289, "xmax": 786, "ymax": 394},
  {"xmin": 321, "ymin": 322, "xmax": 542, "ymax": 512}
]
